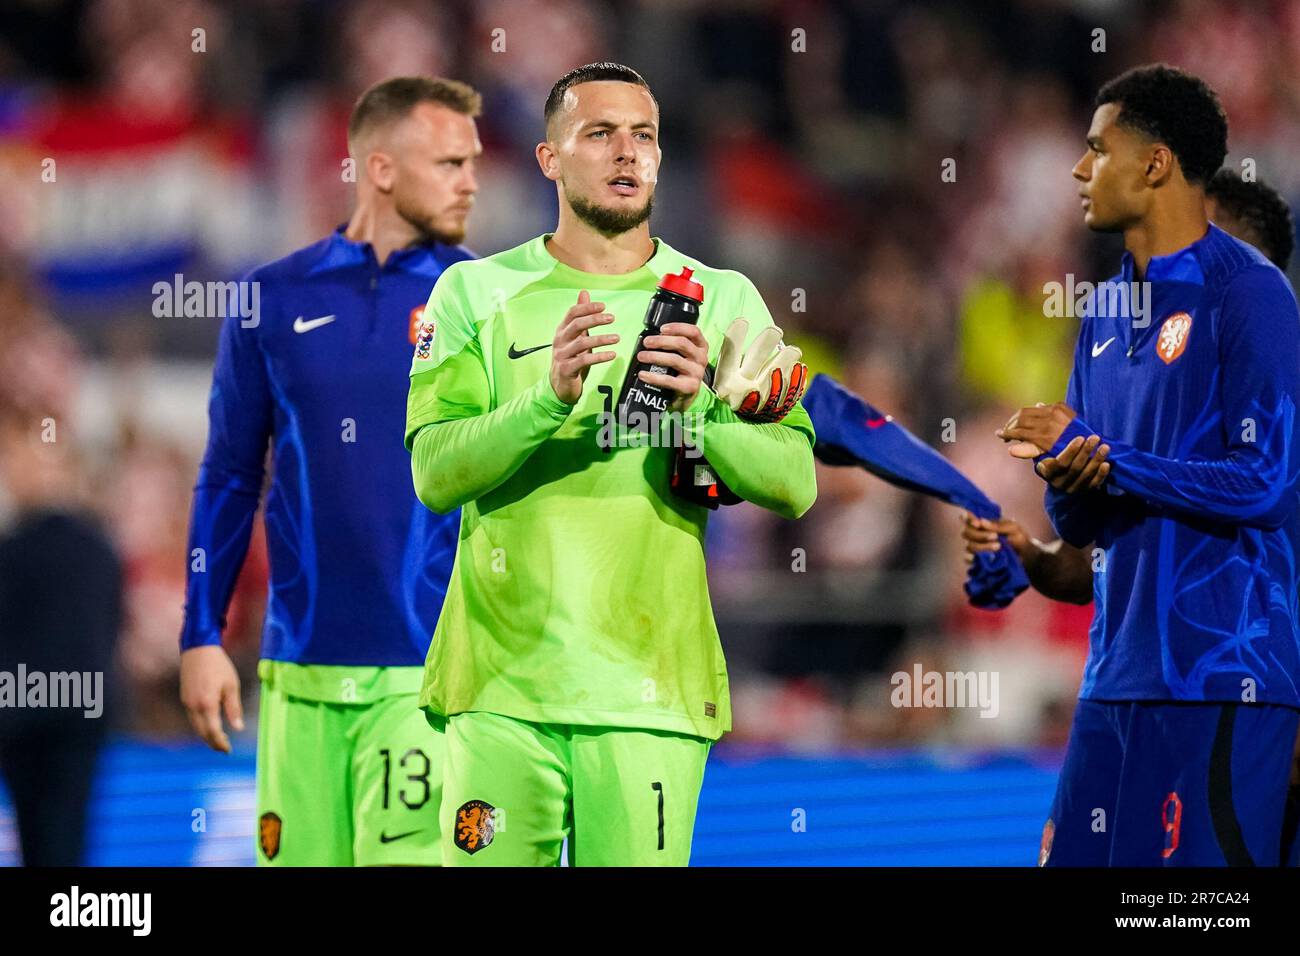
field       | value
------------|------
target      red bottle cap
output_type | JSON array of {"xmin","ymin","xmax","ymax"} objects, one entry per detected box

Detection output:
[{"xmin": 659, "ymin": 266, "xmax": 704, "ymax": 303}]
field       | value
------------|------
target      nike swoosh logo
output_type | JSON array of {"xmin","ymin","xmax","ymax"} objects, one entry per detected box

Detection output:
[
  {"xmin": 379, "ymin": 829, "xmax": 424, "ymax": 844},
  {"xmin": 294, "ymin": 314, "xmax": 337, "ymax": 333},
  {"xmin": 508, "ymin": 342, "xmax": 552, "ymax": 359},
  {"xmin": 1091, "ymin": 336, "xmax": 1116, "ymax": 357}
]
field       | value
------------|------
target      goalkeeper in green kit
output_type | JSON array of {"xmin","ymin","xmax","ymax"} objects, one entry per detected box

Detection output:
[{"xmin": 404, "ymin": 62, "xmax": 817, "ymax": 866}]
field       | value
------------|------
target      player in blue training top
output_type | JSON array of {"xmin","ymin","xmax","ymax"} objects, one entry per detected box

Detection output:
[
  {"xmin": 1000, "ymin": 65, "xmax": 1300, "ymax": 867},
  {"xmin": 178, "ymin": 77, "xmax": 482, "ymax": 866},
  {"xmin": 962, "ymin": 171, "xmax": 1297, "ymax": 601}
]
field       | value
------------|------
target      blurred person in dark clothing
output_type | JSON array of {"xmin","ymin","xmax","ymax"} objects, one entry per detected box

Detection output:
[
  {"xmin": 1204, "ymin": 169, "xmax": 1295, "ymax": 273},
  {"xmin": 0, "ymin": 403, "xmax": 123, "ymax": 866}
]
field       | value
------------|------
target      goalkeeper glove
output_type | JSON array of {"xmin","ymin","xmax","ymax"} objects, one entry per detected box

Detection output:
[{"xmin": 711, "ymin": 318, "xmax": 808, "ymax": 422}]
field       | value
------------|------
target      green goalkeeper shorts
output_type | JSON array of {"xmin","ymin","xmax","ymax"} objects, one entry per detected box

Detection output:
[
  {"xmin": 255, "ymin": 682, "xmax": 445, "ymax": 866},
  {"xmin": 438, "ymin": 710, "xmax": 713, "ymax": 866}
]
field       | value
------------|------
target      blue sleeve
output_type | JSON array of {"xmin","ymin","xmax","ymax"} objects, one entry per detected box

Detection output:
[
  {"xmin": 179, "ymin": 285, "xmax": 274, "ymax": 649},
  {"xmin": 1047, "ymin": 266, "xmax": 1300, "ymax": 529},
  {"xmin": 1043, "ymin": 315, "xmax": 1110, "ymax": 547}
]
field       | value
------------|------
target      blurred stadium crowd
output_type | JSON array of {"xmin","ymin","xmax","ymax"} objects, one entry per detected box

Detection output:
[{"xmin": 1, "ymin": 0, "xmax": 1298, "ymax": 752}]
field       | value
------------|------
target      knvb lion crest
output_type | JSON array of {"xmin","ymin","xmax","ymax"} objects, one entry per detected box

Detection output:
[
  {"xmin": 1038, "ymin": 818, "xmax": 1054, "ymax": 867},
  {"xmin": 1155, "ymin": 311, "xmax": 1192, "ymax": 365},
  {"xmin": 454, "ymin": 799, "xmax": 496, "ymax": 855},
  {"xmin": 259, "ymin": 811, "xmax": 282, "ymax": 861}
]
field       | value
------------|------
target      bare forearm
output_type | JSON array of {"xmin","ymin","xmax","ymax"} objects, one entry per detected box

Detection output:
[{"xmin": 1022, "ymin": 537, "xmax": 1093, "ymax": 604}]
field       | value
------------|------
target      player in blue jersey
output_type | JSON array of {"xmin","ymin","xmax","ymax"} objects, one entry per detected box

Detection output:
[
  {"xmin": 998, "ymin": 63, "xmax": 1294, "ymax": 863},
  {"xmin": 963, "ymin": 171, "xmax": 1297, "ymax": 603},
  {"xmin": 999, "ymin": 65, "xmax": 1300, "ymax": 867},
  {"xmin": 178, "ymin": 76, "xmax": 482, "ymax": 865}
]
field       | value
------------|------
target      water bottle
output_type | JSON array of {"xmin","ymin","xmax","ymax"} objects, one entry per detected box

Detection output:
[{"xmin": 616, "ymin": 266, "xmax": 704, "ymax": 432}]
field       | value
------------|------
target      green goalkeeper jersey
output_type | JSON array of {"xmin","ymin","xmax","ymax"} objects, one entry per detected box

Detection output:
[{"xmin": 405, "ymin": 234, "xmax": 816, "ymax": 740}]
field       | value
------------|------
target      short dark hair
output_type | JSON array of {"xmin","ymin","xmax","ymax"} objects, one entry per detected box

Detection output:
[
  {"xmin": 543, "ymin": 62, "xmax": 657, "ymax": 133},
  {"xmin": 1095, "ymin": 64, "xmax": 1227, "ymax": 186},
  {"xmin": 1206, "ymin": 168, "xmax": 1295, "ymax": 270},
  {"xmin": 348, "ymin": 76, "xmax": 482, "ymax": 147}
]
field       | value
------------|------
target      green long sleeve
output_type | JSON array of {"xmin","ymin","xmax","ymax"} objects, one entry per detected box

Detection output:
[
  {"xmin": 683, "ymin": 385, "xmax": 817, "ymax": 520},
  {"xmin": 409, "ymin": 375, "xmax": 572, "ymax": 515}
]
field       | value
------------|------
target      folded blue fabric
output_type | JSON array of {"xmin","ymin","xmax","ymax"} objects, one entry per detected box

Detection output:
[{"xmin": 802, "ymin": 374, "xmax": 1030, "ymax": 608}]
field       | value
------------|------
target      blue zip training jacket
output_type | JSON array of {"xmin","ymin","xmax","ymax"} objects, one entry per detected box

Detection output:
[
  {"xmin": 1043, "ymin": 223, "xmax": 1300, "ymax": 706},
  {"xmin": 180, "ymin": 228, "xmax": 471, "ymax": 666}
]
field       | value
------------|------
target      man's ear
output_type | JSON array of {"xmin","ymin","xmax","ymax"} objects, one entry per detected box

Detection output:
[
  {"xmin": 536, "ymin": 141, "xmax": 560, "ymax": 182},
  {"xmin": 366, "ymin": 150, "xmax": 396, "ymax": 192},
  {"xmin": 1145, "ymin": 143, "xmax": 1175, "ymax": 186}
]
